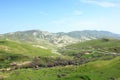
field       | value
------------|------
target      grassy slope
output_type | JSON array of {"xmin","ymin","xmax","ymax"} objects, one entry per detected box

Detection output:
[
  {"xmin": 59, "ymin": 39, "xmax": 120, "ymax": 56},
  {"xmin": 0, "ymin": 39, "xmax": 58, "ymax": 68},
  {"xmin": 0, "ymin": 39, "xmax": 55, "ymax": 57},
  {"xmin": 3, "ymin": 56, "xmax": 120, "ymax": 80},
  {"xmin": 67, "ymin": 39, "xmax": 120, "ymax": 49},
  {"xmin": 1, "ymin": 39, "xmax": 120, "ymax": 80}
]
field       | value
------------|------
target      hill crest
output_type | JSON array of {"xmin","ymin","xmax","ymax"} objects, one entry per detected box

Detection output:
[{"xmin": 0, "ymin": 30, "xmax": 120, "ymax": 48}]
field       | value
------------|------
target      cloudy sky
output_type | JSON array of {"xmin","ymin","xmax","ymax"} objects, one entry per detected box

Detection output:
[{"xmin": 0, "ymin": 0, "xmax": 120, "ymax": 34}]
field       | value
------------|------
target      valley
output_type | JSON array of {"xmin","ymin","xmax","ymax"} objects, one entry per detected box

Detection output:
[
  {"xmin": 0, "ymin": 30, "xmax": 120, "ymax": 80},
  {"xmin": 1, "ymin": 0, "xmax": 120, "ymax": 79}
]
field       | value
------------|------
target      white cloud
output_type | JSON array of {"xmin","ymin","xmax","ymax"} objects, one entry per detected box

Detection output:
[
  {"xmin": 81, "ymin": 0, "xmax": 118, "ymax": 8},
  {"xmin": 74, "ymin": 10, "xmax": 83, "ymax": 16}
]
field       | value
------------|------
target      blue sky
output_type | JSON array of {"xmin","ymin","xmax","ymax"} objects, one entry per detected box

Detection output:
[{"xmin": 0, "ymin": 0, "xmax": 120, "ymax": 34}]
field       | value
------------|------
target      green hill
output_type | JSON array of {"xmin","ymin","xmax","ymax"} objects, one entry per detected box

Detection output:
[
  {"xmin": 0, "ymin": 39, "xmax": 57, "ymax": 68},
  {"xmin": 59, "ymin": 39, "xmax": 120, "ymax": 56},
  {"xmin": 0, "ymin": 39, "xmax": 55, "ymax": 57},
  {"xmin": 1, "ymin": 30, "xmax": 120, "ymax": 48},
  {"xmin": 2, "ymin": 56, "xmax": 120, "ymax": 80},
  {"xmin": 0, "ymin": 39, "xmax": 120, "ymax": 80}
]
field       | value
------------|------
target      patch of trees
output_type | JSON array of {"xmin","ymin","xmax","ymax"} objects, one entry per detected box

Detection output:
[
  {"xmin": 101, "ymin": 38, "xmax": 110, "ymax": 42},
  {"xmin": 8, "ymin": 56, "xmax": 90, "ymax": 70},
  {"xmin": 79, "ymin": 75, "xmax": 91, "ymax": 80},
  {"xmin": 2, "ymin": 52, "xmax": 118, "ymax": 71},
  {"xmin": 9, "ymin": 53, "xmax": 113, "ymax": 70},
  {"xmin": 0, "ymin": 52, "xmax": 29, "ymax": 68}
]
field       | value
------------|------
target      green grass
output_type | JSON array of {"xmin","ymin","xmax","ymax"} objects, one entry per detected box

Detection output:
[
  {"xmin": 0, "ymin": 39, "xmax": 59, "ymax": 68},
  {"xmin": 0, "ymin": 39, "xmax": 120, "ymax": 80},
  {"xmin": 0, "ymin": 39, "xmax": 56, "ymax": 57},
  {"xmin": 0, "ymin": 51, "xmax": 29, "ymax": 68},
  {"xmin": 2, "ymin": 56, "xmax": 120, "ymax": 80},
  {"xmin": 68, "ymin": 39, "xmax": 120, "ymax": 48},
  {"xmin": 59, "ymin": 39, "xmax": 120, "ymax": 56}
]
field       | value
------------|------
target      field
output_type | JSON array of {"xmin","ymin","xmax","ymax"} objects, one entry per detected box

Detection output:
[
  {"xmin": 59, "ymin": 39, "xmax": 120, "ymax": 56},
  {"xmin": 0, "ymin": 39, "xmax": 120, "ymax": 80},
  {"xmin": 0, "ymin": 39, "xmax": 59, "ymax": 68},
  {"xmin": 0, "ymin": 56, "xmax": 119, "ymax": 80}
]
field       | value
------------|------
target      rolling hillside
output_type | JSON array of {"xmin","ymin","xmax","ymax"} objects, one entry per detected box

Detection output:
[
  {"xmin": 66, "ymin": 30, "xmax": 120, "ymax": 39},
  {"xmin": 59, "ymin": 39, "xmax": 120, "ymax": 56},
  {"xmin": 0, "ymin": 39, "xmax": 57, "ymax": 68},
  {"xmin": 0, "ymin": 39, "xmax": 55, "ymax": 57},
  {"xmin": 0, "ymin": 31, "xmax": 120, "ymax": 80},
  {"xmin": 2, "ymin": 56, "xmax": 120, "ymax": 80},
  {"xmin": 0, "ymin": 30, "xmax": 78, "ymax": 48},
  {"xmin": 0, "ymin": 30, "xmax": 120, "ymax": 48}
]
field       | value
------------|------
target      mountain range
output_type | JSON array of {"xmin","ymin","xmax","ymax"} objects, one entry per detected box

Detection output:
[
  {"xmin": 0, "ymin": 30, "xmax": 120, "ymax": 48},
  {"xmin": 0, "ymin": 30, "xmax": 120, "ymax": 80}
]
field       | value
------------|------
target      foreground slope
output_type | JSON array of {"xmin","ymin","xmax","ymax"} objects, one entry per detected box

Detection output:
[
  {"xmin": 2, "ymin": 56, "xmax": 120, "ymax": 80},
  {"xmin": 0, "ymin": 39, "xmax": 57, "ymax": 68},
  {"xmin": 0, "ymin": 39, "xmax": 55, "ymax": 57}
]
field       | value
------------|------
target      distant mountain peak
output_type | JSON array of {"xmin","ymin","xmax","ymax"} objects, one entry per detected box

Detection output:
[{"xmin": 0, "ymin": 30, "xmax": 120, "ymax": 48}]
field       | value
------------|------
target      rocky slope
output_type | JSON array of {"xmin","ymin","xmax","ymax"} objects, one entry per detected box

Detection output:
[{"xmin": 0, "ymin": 30, "xmax": 120, "ymax": 48}]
